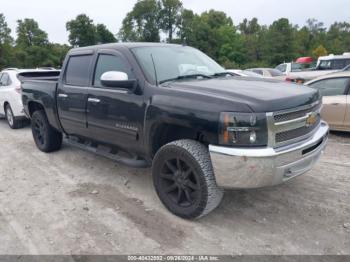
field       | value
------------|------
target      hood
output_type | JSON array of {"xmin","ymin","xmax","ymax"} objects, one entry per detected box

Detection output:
[{"xmin": 166, "ymin": 77, "xmax": 319, "ymax": 112}]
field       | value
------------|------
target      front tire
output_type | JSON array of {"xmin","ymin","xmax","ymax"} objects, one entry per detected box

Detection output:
[
  {"xmin": 152, "ymin": 139, "xmax": 224, "ymax": 219},
  {"xmin": 31, "ymin": 110, "xmax": 62, "ymax": 153},
  {"xmin": 5, "ymin": 104, "xmax": 24, "ymax": 129}
]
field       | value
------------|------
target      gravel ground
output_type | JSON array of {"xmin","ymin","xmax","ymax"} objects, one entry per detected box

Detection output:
[{"xmin": 0, "ymin": 120, "xmax": 349, "ymax": 255}]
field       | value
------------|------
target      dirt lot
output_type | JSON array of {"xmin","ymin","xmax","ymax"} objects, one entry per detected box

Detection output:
[{"xmin": 0, "ymin": 119, "xmax": 349, "ymax": 255}]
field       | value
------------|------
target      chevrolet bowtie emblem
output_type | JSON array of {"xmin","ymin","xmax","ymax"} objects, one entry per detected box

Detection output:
[{"xmin": 306, "ymin": 112, "xmax": 318, "ymax": 127}]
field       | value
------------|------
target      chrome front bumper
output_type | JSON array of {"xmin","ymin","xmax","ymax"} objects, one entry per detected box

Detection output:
[{"xmin": 209, "ymin": 121, "xmax": 329, "ymax": 189}]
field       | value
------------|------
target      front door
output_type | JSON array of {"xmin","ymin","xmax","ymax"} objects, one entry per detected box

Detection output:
[
  {"xmin": 310, "ymin": 77, "xmax": 350, "ymax": 129},
  {"xmin": 86, "ymin": 51, "xmax": 144, "ymax": 154},
  {"xmin": 57, "ymin": 54, "xmax": 94, "ymax": 136}
]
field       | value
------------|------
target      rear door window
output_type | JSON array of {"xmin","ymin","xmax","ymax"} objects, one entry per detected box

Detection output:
[
  {"xmin": 0, "ymin": 73, "xmax": 11, "ymax": 86},
  {"xmin": 65, "ymin": 55, "xmax": 93, "ymax": 86},
  {"xmin": 309, "ymin": 78, "xmax": 350, "ymax": 96}
]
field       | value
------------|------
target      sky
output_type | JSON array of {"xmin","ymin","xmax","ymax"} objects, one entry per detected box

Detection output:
[{"xmin": 1, "ymin": 0, "xmax": 349, "ymax": 44}]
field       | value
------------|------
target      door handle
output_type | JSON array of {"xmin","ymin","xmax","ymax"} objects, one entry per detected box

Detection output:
[
  {"xmin": 331, "ymin": 103, "xmax": 340, "ymax": 106},
  {"xmin": 58, "ymin": 93, "xmax": 68, "ymax": 98},
  {"xmin": 88, "ymin": 98, "xmax": 101, "ymax": 103}
]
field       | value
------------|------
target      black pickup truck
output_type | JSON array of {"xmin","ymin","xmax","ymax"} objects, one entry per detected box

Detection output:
[{"xmin": 22, "ymin": 43, "xmax": 329, "ymax": 219}]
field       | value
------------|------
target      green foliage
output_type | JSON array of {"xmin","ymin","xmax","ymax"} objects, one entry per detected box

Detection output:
[
  {"xmin": 119, "ymin": 0, "xmax": 161, "ymax": 42},
  {"xmin": 16, "ymin": 19, "xmax": 49, "ymax": 47},
  {"xmin": 96, "ymin": 24, "xmax": 117, "ymax": 44},
  {"xmin": 262, "ymin": 18, "xmax": 297, "ymax": 65},
  {"xmin": 0, "ymin": 14, "xmax": 14, "ymax": 69},
  {"xmin": 312, "ymin": 45, "xmax": 328, "ymax": 58},
  {"xmin": 159, "ymin": 0, "xmax": 183, "ymax": 42},
  {"xmin": 2, "ymin": 2, "xmax": 350, "ymax": 71},
  {"xmin": 66, "ymin": 14, "xmax": 97, "ymax": 47}
]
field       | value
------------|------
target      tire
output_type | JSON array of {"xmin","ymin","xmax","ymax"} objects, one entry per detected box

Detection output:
[
  {"xmin": 31, "ymin": 110, "xmax": 62, "ymax": 153},
  {"xmin": 5, "ymin": 104, "xmax": 24, "ymax": 129},
  {"xmin": 152, "ymin": 139, "xmax": 224, "ymax": 219}
]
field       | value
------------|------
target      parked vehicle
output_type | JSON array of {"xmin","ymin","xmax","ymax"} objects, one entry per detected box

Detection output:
[
  {"xmin": 343, "ymin": 64, "xmax": 350, "ymax": 71},
  {"xmin": 0, "ymin": 68, "xmax": 60, "ymax": 129},
  {"xmin": 22, "ymin": 43, "xmax": 329, "ymax": 219},
  {"xmin": 286, "ymin": 53, "xmax": 350, "ymax": 84},
  {"xmin": 226, "ymin": 69, "xmax": 263, "ymax": 78},
  {"xmin": 246, "ymin": 68, "xmax": 286, "ymax": 80},
  {"xmin": 275, "ymin": 62, "xmax": 314, "ymax": 75},
  {"xmin": 305, "ymin": 71, "xmax": 350, "ymax": 132}
]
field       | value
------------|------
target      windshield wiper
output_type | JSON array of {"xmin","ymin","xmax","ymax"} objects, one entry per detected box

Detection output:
[
  {"xmin": 211, "ymin": 72, "xmax": 236, "ymax": 78},
  {"xmin": 159, "ymin": 74, "xmax": 212, "ymax": 85}
]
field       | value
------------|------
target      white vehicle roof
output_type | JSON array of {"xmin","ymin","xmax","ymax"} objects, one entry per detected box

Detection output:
[{"xmin": 318, "ymin": 54, "xmax": 350, "ymax": 61}]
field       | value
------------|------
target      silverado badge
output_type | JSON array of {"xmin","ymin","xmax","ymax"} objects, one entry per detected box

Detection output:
[{"xmin": 306, "ymin": 112, "xmax": 318, "ymax": 127}]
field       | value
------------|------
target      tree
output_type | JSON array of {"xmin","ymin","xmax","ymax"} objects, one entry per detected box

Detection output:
[
  {"xmin": 0, "ymin": 14, "xmax": 14, "ymax": 69},
  {"xmin": 96, "ymin": 24, "xmax": 116, "ymax": 44},
  {"xmin": 16, "ymin": 19, "xmax": 48, "ymax": 47},
  {"xmin": 326, "ymin": 22, "xmax": 350, "ymax": 54},
  {"xmin": 66, "ymin": 14, "xmax": 97, "ymax": 47},
  {"xmin": 238, "ymin": 18, "xmax": 263, "ymax": 63},
  {"xmin": 177, "ymin": 9, "xmax": 195, "ymax": 43},
  {"xmin": 263, "ymin": 18, "xmax": 297, "ymax": 65},
  {"xmin": 119, "ymin": 0, "xmax": 161, "ymax": 42},
  {"xmin": 312, "ymin": 45, "xmax": 328, "ymax": 58},
  {"xmin": 159, "ymin": 0, "xmax": 182, "ymax": 42}
]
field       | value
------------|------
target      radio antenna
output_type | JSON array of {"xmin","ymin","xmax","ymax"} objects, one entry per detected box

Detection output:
[{"xmin": 150, "ymin": 54, "xmax": 159, "ymax": 86}]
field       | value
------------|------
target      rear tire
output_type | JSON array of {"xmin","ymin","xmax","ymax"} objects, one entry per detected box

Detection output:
[
  {"xmin": 5, "ymin": 104, "xmax": 24, "ymax": 129},
  {"xmin": 31, "ymin": 110, "xmax": 62, "ymax": 153},
  {"xmin": 152, "ymin": 139, "xmax": 224, "ymax": 219}
]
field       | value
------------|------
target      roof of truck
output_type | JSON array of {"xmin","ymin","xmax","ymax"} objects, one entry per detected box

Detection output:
[{"xmin": 69, "ymin": 42, "xmax": 186, "ymax": 53}]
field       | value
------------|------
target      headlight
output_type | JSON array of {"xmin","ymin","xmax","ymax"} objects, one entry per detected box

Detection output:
[{"xmin": 219, "ymin": 112, "xmax": 268, "ymax": 146}]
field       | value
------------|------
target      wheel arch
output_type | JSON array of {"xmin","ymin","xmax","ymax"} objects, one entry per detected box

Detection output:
[{"xmin": 27, "ymin": 101, "xmax": 45, "ymax": 117}]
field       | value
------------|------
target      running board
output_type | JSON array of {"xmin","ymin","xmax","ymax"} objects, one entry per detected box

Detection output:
[{"xmin": 64, "ymin": 137, "xmax": 150, "ymax": 168}]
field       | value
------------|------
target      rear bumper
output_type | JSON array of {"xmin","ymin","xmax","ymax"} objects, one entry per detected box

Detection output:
[{"xmin": 209, "ymin": 121, "xmax": 329, "ymax": 189}]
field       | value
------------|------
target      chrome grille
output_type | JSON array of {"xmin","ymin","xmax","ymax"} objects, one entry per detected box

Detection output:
[
  {"xmin": 274, "ymin": 103, "xmax": 321, "ymax": 123},
  {"xmin": 275, "ymin": 118, "xmax": 321, "ymax": 143},
  {"xmin": 267, "ymin": 101, "xmax": 322, "ymax": 147}
]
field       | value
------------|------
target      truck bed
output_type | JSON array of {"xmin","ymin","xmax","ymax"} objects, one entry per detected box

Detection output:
[{"xmin": 21, "ymin": 76, "xmax": 61, "ymax": 131}]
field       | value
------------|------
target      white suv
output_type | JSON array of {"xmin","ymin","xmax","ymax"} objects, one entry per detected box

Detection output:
[
  {"xmin": 0, "ymin": 69, "xmax": 28, "ymax": 129},
  {"xmin": 0, "ymin": 68, "xmax": 60, "ymax": 129}
]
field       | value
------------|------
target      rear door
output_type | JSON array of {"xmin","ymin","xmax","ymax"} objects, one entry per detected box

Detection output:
[
  {"xmin": 0, "ymin": 73, "xmax": 12, "ymax": 115},
  {"xmin": 57, "ymin": 53, "xmax": 94, "ymax": 136},
  {"xmin": 0, "ymin": 73, "xmax": 4, "ymax": 115},
  {"xmin": 309, "ymin": 77, "xmax": 349, "ymax": 129},
  {"xmin": 87, "ymin": 50, "xmax": 144, "ymax": 153}
]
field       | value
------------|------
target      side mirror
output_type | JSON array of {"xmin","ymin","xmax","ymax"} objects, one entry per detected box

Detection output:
[{"xmin": 100, "ymin": 71, "xmax": 137, "ymax": 90}]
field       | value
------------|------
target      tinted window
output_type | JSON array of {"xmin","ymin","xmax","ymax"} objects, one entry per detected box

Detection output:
[
  {"xmin": 65, "ymin": 55, "xmax": 93, "ymax": 86},
  {"xmin": 333, "ymin": 60, "xmax": 346, "ymax": 70},
  {"xmin": 309, "ymin": 78, "xmax": 349, "ymax": 96},
  {"xmin": 318, "ymin": 60, "xmax": 331, "ymax": 70},
  {"xmin": 94, "ymin": 54, "xmax": 133, "ymax": 87}
]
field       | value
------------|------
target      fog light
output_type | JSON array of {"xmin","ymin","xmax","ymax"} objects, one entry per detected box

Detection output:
[{"xmin": 250, "ymin": 131, "xmax": 257, "ymax": 143}]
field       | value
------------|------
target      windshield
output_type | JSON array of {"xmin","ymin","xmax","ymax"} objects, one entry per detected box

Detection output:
[{"xmin": 131, "ymin": 46, "xmax": 225, "ymax": 84}]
